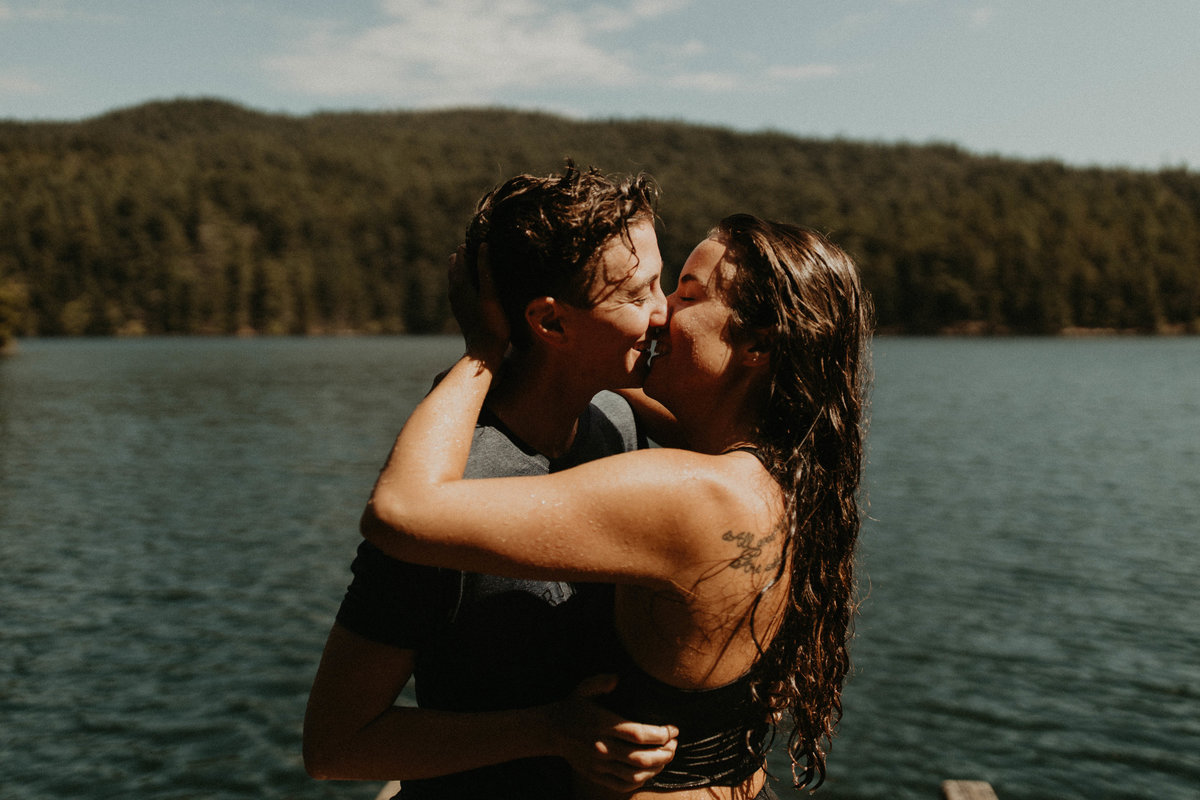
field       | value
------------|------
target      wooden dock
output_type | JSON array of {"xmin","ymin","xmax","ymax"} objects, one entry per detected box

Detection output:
[{"xmin": 942, "ymin": 780, "xmax": 999, "ymax": 800}]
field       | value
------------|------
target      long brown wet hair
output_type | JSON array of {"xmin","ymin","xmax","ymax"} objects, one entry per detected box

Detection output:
[{"xmin": 716, "ymin": 214, "xmax": 873, "ymax": 790}]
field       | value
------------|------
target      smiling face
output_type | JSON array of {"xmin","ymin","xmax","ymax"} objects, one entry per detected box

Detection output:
[
  {"xmin": 643, "ymin": 236, "xmax": 743, "ymax": 406},
  {"xmin": 559, "ymin": 217, "xmax": 668, "ymax": 389}
]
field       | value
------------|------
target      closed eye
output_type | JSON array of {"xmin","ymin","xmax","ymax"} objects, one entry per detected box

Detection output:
[{"xmin": 674, "ymin": 274, "xmax": 702, "ymax": 303}]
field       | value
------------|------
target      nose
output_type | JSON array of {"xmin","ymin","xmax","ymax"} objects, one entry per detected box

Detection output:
[
  {"xmin": 648, "ymin": 281, "xmax": 669, "ymax": 328},
  {"xmin": 665, "ymin": 287, "xmax": 684, "ymax": 317}
]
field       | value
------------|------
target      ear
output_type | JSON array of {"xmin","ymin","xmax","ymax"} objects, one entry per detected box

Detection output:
[
  {"xmin": 739, "ymin": 327, "xmax": 774, "ymax": 368},
  {"xmin": 524, "ymin": 297, "xmax": 568, "ymax": 347}
]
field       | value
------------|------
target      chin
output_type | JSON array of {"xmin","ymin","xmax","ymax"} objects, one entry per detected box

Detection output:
[
  {"xmin": 642, "ymin": 371, "xmax": 667, "ymax": 402},
  {"xmin": 622, "ymin": 355, "xmax": 651, "ymax": 387}
]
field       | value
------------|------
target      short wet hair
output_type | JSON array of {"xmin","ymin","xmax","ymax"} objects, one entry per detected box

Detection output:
[{"xmin": 465, "ymin": 162, "xmax": 658, "ymax": 348}]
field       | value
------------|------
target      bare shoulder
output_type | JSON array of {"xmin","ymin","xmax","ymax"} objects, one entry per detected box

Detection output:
[
  {"xmin": 598, "ymin": 446, "xmax": 771, "ymax": 499},
  {"xmin": 610, "ymin": 447, "xmax": 783, "ymax": 559},
  {"xmin": 364, "ymin": 442, "xmax": 785, "ymax": 590},
  {"xmin": 655, "ymin": 447, "xmax": 777, "ymax": 503}
]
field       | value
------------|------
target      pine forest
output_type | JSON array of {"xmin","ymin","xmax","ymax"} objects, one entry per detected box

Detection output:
[{"xmin": 2, "ymin": 99, "xmax": 1198, "ymax": 347}]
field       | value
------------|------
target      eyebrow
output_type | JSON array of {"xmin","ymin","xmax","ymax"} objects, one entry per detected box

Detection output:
[{"xmin": 620, "ymin": 272, "xmax": 658, "ymax": 295}]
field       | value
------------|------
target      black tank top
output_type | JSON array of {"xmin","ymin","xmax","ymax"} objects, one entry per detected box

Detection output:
[
  {"xmin": 573, "ymin": 586, "xmax": 770, "ymax": 789},
  {"xmin": 576, "ymin": 446, "xmax": 775, "ymax": 789}
]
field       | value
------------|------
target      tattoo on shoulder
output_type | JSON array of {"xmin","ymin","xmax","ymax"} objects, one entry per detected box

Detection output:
[{"xmin": 722, "ymin": 528, "xmax": 782, "ymax": 575}]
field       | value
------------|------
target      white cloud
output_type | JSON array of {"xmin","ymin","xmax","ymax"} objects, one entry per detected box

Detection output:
[{"xmin": 265, "ymin": 0, "xmax": 641, "ymax": 104}]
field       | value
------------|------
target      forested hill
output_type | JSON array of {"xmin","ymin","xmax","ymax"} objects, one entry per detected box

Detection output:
[{"xmin": 2, "ymin": 98, "xmax": 1198, "ymax": 343}]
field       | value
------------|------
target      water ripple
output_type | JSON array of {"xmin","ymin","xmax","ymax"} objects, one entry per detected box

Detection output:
[{"xmin": 3, "ymin": 337, "xmax": 1198, "ymax": 799}]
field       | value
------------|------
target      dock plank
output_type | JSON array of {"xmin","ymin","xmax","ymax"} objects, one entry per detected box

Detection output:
[{"xmin": 942, "ymin": 780, "xmax": 999, "ymax": 800}]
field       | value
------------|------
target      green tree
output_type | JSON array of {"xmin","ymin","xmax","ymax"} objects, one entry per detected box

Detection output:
[{"xmin": 1, "ymin": 99, "xmax": 1197, "ymax": 338}]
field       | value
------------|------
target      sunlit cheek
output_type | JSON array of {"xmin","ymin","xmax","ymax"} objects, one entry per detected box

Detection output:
[
  {"xmin": 618, "ymin": 312, "xmax": 650, "ymax": 341},
  {"xmin": 596, "ymin": 306, "xmax": 644, "ymax": 340},
  {"xmin": 679, "ymin": 326, "xmax": 729, "ymax": 377}
]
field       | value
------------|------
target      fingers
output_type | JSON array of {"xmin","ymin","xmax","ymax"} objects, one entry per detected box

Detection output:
[
  {"xmin": 475, "ymin": 243, "xmax": 494, "ymax": 294},
  {"xmin": 607, "ymin": 720, "xmax": 679, "ymax": 747},
  {"xmin": 595, "ymin": 735, "xmax": 677, "ymax": 767},
  {"xmin": 582, "ymin": 738, "xmax": 678, "ymax": 792},
  {"xmin": 446, "ymin": 242, "xmax": 509, "ymax": 362},
  {"xmin": 447, "ymin": 246, "xmax": 469, "ymax": 296},
  {"xmin": 446, "ymin": 245, "xmax": 473, "ymax": 313},
  {"xmin": 557, "ymin": 675, "xmax": 680, "ymax": 791},
  {"xmin": 592, "ymin": 733, "xmax": 677, "ymax": 778}
]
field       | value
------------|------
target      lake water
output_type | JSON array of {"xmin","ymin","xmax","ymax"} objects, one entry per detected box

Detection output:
[{"xmin": 1, "ymin": 336, "xmax": 1197, "ymax": 800}]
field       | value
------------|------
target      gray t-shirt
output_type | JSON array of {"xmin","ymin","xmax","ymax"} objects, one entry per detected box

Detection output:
[{"xmin": 337, "ymin": 390, "xmax": 644, "ymax": 800}]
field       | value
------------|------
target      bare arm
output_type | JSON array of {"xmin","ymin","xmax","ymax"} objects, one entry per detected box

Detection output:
[
  {"xmin": 303, "ymin": 624, "xmax": 677, "ymax": 787},
  {"xmin": 360, "ymin": 353, "xmax": 745, "ymax": 588},
  {"xmin": 303, "ymin": 624, "xmax": 545, "ymax": 781}
]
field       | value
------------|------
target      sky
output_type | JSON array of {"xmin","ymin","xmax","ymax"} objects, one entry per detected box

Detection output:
[{"xmin": 1, "ymin": 0, "xmax": 1198, "ymax": 171}]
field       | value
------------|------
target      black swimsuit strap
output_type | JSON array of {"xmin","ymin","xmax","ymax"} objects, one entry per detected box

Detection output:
[{"xmin": 721, "ymin": 444, "xmax": 768, "ymax": 466}]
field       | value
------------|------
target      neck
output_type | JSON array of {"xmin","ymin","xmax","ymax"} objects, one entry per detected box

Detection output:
[
  {"xmin": 664, "ymin": 373, "xmax": 767, "ymax": 457},
  {"xmin": 679, "ymin": 416, "xmax": 760, "ymax": 456},
  {"xmin": 487, "ymin": 348, "xmax": 605, "ymax": 458}
]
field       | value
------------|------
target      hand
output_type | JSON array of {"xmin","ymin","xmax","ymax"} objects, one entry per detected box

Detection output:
[
  {"xmin": 546, "ymin": 674, "xmax": 679, "ymax": 792},
  {"xmin": 448, "ymin": 244, "xmax": 508, "ymax": 367}
]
